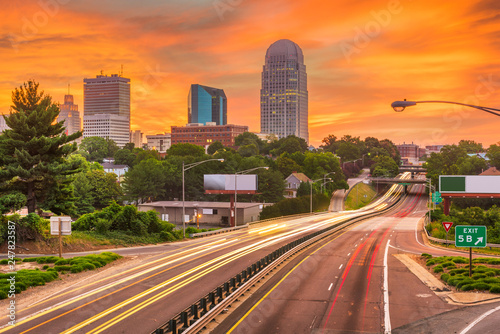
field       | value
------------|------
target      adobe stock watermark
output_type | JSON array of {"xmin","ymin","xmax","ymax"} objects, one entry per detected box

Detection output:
[
  {"xmin": 133, "ymin": 64, "xmax": 165, "ymax": 101},
  {"xmin": 430, "ymin": 73, "xmax": 500, "ymax": 145},
  {"xmin": 6, "ymin": 220, "xmax": 17, "ymax": 326},
  {"xmin": 213, "ymin": 0, "xmax": 243, "ymax": 21},
  {"xmin": 340, "ymin": 0, "xmax": 404, "ymax": 63},
  {"xmin": 8, "ymin": 0, "xmax": 72, "ymax": 53}
]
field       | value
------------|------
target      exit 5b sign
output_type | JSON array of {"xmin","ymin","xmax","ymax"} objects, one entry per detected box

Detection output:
[{"xmin": 455, "ymin": 225, "xmax": 487, "ymax": 248}]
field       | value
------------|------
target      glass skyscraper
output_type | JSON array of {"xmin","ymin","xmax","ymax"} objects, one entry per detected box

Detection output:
[
  {"xmin": 260, "ymin": 39, "xmax": 309, "ymax": 142},
  {"xmin": 188, "ymin": 84, "xmax": 227, "ymax": 125}
]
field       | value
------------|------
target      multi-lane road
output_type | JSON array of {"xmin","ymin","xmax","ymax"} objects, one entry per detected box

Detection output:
[
  {"xmin": 216, "ymin": 182, "xmax": 500, "ymax": 334},
  {"xmin": 2, "ymin": 173, "xmax": 499, "ymax": 333}
]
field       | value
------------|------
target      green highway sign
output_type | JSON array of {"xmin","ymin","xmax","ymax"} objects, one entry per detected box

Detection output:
[
  {"xmin": 455, "ymin": 225, "xmax": 487, "ymax": 248},
  {"xmin": 398, "ymin": 183, "xmax": 411, "ymax": 186},
  {"xmin": 432, "ymin": 192, "xmax": 442, "ymax": 203}
]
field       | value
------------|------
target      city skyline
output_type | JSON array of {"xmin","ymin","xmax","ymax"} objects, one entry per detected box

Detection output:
[
  {"xmin": 2, "ymin": 1, "xmax": 500, "ymax": 148},
  {"xmin": 260, "ymin": 39, "xmax": 309, "ymax": 142}
]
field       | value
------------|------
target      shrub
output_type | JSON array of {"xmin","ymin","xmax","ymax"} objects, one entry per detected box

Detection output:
[
  {"xmin": 471, "ymin": 282, "xmax": 491, "ymax": 291},
  {"xmin": 441, "ymin": 262, "xmax": 455, "ymax": 268},
  {"xmin": 461, "ymin": 284, "xmax": 475, "ymax": 291},
  {"xmin": 95, "ymin": 218, "xmax": 112, "ymax": 234},
  {"xmin": 421, "ymin": 253, "xmax": 432, "ymax": 259},
  {"xmin": 54, "ymin": 259, "xmax": 69, "ymax": 265},
  {"xmin": 433, "ymin": 266, "xmax": 444, "ymax": 273},
  {"xmin": 70, "ymin": 265, "xmax": 83, "ymax": 273},
  {"xmin": 54, "ymin": 265, "xmax": 72, "ymax": 272},
  {"xmin": 42, "ymin": 265, "xmax": 50, "ymax": 270},
  {"xmin": 472, "ymin": 273, "xmax": 487, "ymax": 280},
  {"xmin": 449, "ymin": 268, "xmax": 468, "ymax": 276},
  {"xmin": 456, "ymin": 278, "xmax": 475, "ymax": 289},
  {"xmin": 160, "ymin": 231, "xmax": 176, "ymax": 242},
  {"xmin": 441, "ymin": 273, "xmax": 450, "ymax": 283},
  {"xmin": 452, "ymin": 257, "xmax": 468, "ymax": 264},
  {"xmin": 0, "ymin": 290, "xmax": 7, "ymax": 300},
  {"xmin": 489, "ymin": 285, "xmax": 500, "ymax": 293}
]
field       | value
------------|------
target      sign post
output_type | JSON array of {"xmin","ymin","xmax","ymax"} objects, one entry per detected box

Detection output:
[
  {"xmin": 442, "ymin": 221, "xmax": 453, "ymax": 246},
  {"xmin": 455, "ymin": 225, "xmax": 487, "ymax": 277},
  {"xmin": 50, "ymin": 216, "xmax": 72, "ymax": 258}
]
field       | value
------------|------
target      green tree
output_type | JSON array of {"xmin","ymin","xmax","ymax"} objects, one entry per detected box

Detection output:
[
  {"xmin": 458, "ymin": 140, "xmax": 483, "ymax": 153},
  {"xmin": 271, "ymin": 135, "xmax": 308, "ymax": 155},
  {"xmin": 114, "ymin": 149, "xmax": 137, "ymax": 166},
  {"xmin": 276, "ymin": 155, "xmax": 302, "ymax": 177},
  {"xmin": 238, "ymin": 143, "xmax": 259, "ymax": 157},
  {"xmin": 370, "ymin": 156, "xmax": 399, "ymax": 177},
  {"xmin": 122, "ymin": 159, "xmax": 179, "ymax": 203},
  {"xmin": 487, "ymin": 144, "xmax": 500, "ymax": 169},
  {"xmin": 106, "ymin": 138, "xmax": 120, "ymax": 158},
  {"xmin": 254, "ymin": 170, "xmax": 286, "ymax": 203},
  {"xmin": 78, "ymin": 137, "xmax": 109, "ymax": 162},
  {"xmin": 0, "ymin": 80, "xmax": 81, "ymax": 213},
  {"xmin": 207, "ymin": 141, "xmax": 224, "ymax": 155},
  {"xmin": 85, "ymin": 170, "xmax": 123, "ymax": 209},
  {"xmin": 167, "ymin": 143, "xmax": 205, "ymax": 157}
]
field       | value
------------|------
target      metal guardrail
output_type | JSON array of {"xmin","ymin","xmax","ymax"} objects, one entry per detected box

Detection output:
[
  {"xmin": 152, "ymin": 197, "xmax": 404, "ymax": 334},
  {"xmin": 427, "ymin": 235, "xmax": 500, "ymax": 248},
  {"xmin": 189, "ymin": 212, "xmax": 331, "ymax": 238}
]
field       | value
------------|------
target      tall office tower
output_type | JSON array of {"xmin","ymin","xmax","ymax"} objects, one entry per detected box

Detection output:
[
  {"xmin": 130, "ymin": 130, "xmax": 143, "ymax": 148},
  {"xmin": 83, "ymin": 74, "xmax": 130, "ymax": 147},
  {"xmin": 260, "ymin": 39, "xmax": 308, "ymax": 142},
  {"xmin": 188, "ymin": 84, "xmax": 227, "ymax": 125},
  {"xmin": 57, "ymin": 92, "xmax": 81, "ymax": 137}
]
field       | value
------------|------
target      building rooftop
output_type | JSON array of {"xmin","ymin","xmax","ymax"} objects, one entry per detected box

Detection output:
[
  {"xmin": 266, "ymin": 39, "xmax": 304, "ymax": 63},
  {"xmin": 139, "ymin": 201, "xmax": 267, "ymax": 209}
]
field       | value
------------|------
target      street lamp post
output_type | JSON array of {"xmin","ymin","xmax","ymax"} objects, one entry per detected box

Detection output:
[
  {"xmin": 234, "ymin": 166, "xmax": 269, "ymax": 226},
  {"xmin": 182, "ymin": 158, "xmax": 224, "ymax": 238},
  {"xmin": 310, "ymin": 178, "xmax": 332, "ymax": 213},
  {"xmin": 391, "ymin": 100, "xmax": 500, "ymax": 117},
  {"xmin": 322, "ymin": 172, "xmax": 336, "ymax": 193}
]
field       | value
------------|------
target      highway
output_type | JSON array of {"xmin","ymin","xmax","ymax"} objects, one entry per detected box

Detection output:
[
  {"xmin": 215, "ymin": 182, "xmax": 500, "ymax": 334},
  {"xmin": 0, "ymin": 177, "xmax": 407, "ymax": 334},
  {"xmin": 4, "ymin": 172, "xmax": 499, "ymax": 334}
]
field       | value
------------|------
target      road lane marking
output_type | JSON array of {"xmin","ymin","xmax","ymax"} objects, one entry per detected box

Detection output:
[
  {"xmin": 347, "ymin": 253, "xmax": 351, "ymax": 256},
  {"xmin": 328, "ymin": 283, "xmax": 333, "ymax": 291},
  {"xmin": 339, "ymin": 264, "xmax": 343, "ymax": 270},
  {"xmin": 383, "ymin": 239, "xmax": 391, "ymax": 334},
  {"xmin": 227, "ymin": 223, "xmax": 359, "ymax": 333},
  {"xmin": 459, "ymin": 305, "xmax": 500, "ymax": 334}
]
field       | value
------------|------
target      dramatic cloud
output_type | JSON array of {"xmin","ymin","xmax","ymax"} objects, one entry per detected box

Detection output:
[{"xmin": 1, "ymin": 0, "xmax": 500, "ymax": 147}]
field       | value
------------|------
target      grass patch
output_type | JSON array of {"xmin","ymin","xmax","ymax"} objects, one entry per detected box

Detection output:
[
  {"xmin": 345, "ymin": 183, "xmax": 377, "ymax": 210},
  {"xmin": 0, "ymin": 252, "xmax": 122, "ymax": 300},
  {"xmin": 421, "ymin": 254, "xmax": 500, "ymax": 294}
]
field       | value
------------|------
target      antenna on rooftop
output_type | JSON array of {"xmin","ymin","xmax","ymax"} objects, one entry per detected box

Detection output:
[
  {"xmin": 68, "ymin": 83, "xmax": 70, "ymax": 95},
  {"xmin": 120, "ymin": 64, "xmax": 123, "ymax": 77}
]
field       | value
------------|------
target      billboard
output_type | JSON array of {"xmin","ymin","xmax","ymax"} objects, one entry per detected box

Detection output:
[
  {"xmin": 440, "ymin": 175, "xmax": 500, "ymax": 193},
  {"xmin": 204, "ymin": 174, "xmax": 258, "ymax": 191}
]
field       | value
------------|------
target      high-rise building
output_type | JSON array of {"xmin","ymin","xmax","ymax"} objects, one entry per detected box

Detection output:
[
  {"xmin": 260, "ymin": 39, "xmax": 309, "ymax": 142},
  {"xmin": 130, "ymin": 130, "xmax": 143, "ymax": 148},
  {"xmin": 83, "ymin": 114, "xmax": 130, "ymax": 147},
  {"xmin": 57, "ymin": 93, "xmax": 81, "ymax": 137},
  {"xmin": 188, "ymin": 84, "xmax": 227, "ymax": 125},
  {"xmin": 83, "ymin": 74, "xmax": 130, "ymax": 147}
]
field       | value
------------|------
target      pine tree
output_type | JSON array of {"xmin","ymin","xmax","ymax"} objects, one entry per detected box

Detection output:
[{"xmin": 0, "ymin": 80, "xmax": 82, "ymax": 214}]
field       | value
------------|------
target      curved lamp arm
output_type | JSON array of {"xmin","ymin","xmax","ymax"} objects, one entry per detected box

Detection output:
[{"xmin": 391, "ymin": 100, "xmax": 500, "ymax": 117}]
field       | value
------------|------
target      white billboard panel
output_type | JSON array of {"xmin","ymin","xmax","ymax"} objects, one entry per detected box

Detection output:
[
  {"xmin": 204, "ymin": 174, "xmax": 258, "ymax": 191},
  {"xmin": 466, "ymin": 176, "xmax": 500, "ymax": 193}
]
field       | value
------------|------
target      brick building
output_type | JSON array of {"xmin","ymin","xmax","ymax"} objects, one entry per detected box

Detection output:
[{"xmin": 171, "ymin": 123, "xmax": 248, "ymax": 148}]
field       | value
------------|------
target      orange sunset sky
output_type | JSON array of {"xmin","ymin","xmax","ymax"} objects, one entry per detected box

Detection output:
[{"xmin": 2, "ymin": 0, "xmax": 500, "ymax": 148}]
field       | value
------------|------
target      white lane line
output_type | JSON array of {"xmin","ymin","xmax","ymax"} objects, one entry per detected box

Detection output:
[
  {"xmin": 459, "ymin": 305, "xmax": 500, "ymax": 334},
  {"xmin": 339, "ymin": 264, "xmax": 343, "ymax": 270},
  {"xmin": 347, "ymin": 253, "xmax": 351, "ymax": 256},
  {"xmin": 328, "ymin": 283, "xmax": 333, "ymax": 291},
  {"xmin": 383, "ymin": 239, "xmax": 391, "ymax": 334}
]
